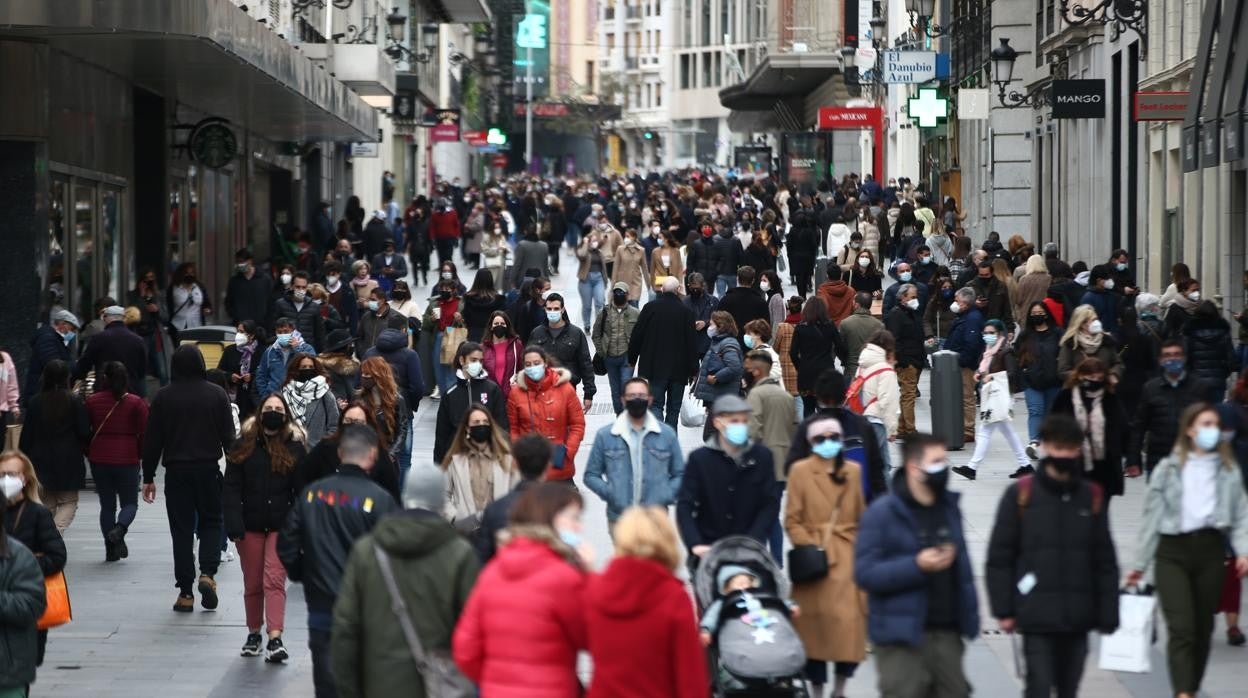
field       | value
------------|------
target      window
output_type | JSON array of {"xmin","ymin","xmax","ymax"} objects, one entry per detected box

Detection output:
[
  {"xmin": 587, "ymin": 60, "xmax": 595, "ymax": 90},
  {"xmin": 680, "ymin": 53, "xmax": 692, "ymax": 88},
  {"xmin": 682, "ymin": 0, "xmax": 692, "ymax": 46},
  {"xmin": 702, "ymin": 0, "xmax": 712, "ymax": 45},
  {"xmin": 702, "ymin": 50, "xmax": 712, "ymax": 86},
  {"xmin": 655, "ymin": 83, "xmax": 662, "ymax": 106},
  {"xmin": 721, "ymin": 0, "xmax": 729, "ymax": 43},
  {"xmin": 655, "ymin": 29, "xmax": 661, "ymax": 52}
]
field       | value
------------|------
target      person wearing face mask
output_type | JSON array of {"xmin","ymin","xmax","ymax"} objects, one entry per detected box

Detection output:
[
  {"xmin": 943, "ymin": 287, "xmax": 986, "ymax": 441},
  {"xmin": 224, "ymin": 394, "xmax": 308, "ymax": 663},
  {"xmin": 785, "ymin": 416, "xmax": 868, "ymax": 698},
  {"xmin": 480, "ymin": 311, "xmax": 524, "ymax": 401},
  {"xmin": 676, "ymin": 395, "xmax": 780, "ymax": 562},
  {"xmin": 167, "ymin": 262, "xmax": 213, "ymax": 331},
  {"xmin": 574, "ymin": 230, "xmax": 610, "ymax": 328},
  {"xmin": 649, "ymin": 230, "xmax": 685, "ymax": 292},
  {"xmin": 506, "ymin": 347, "xmax": 587, "ymax": 482},
  {"xmin": 0, "ymin": 450, "xmax": 67, "ymax": 670},
  {"xmin": 967, "ymin": 259, "xmax": 1015, "ymax": 329},
  {"xmin": 1128, "ymin": 341, "xmax": 1210, "ymax": 479},
  {"xmin": 840, "ymin": 293, "xmax": 885, "ymax": 381},
  {"xmin": 743, "ymin": 351, "xmax": 796, "ymax": 562},
  {"xmin": 951, "ymin": 319, "xmax": 1030, "ymax": 481},
  {"xmin": 884, "ymin": 286, "xmax": 927, "ymax": 437},
  {"xmin": 453, "ymin": 483, "xmax": 591, "ymax": 698},
  {"xmin": 528, "ymin": 294, "xmax": 597, "ymax": 410},
  {"xmin": 584, "ymin": 378, "xmax": 685, "ymax": 529},
  {"xmin": 279, "ymin": 355, "xmax": 338, "ymax": 447},
  {"xmin": 1180, "ymin": 300, "xmax": 1240, "ymax": 403},
  {"xmin": 1124, "ymin": 404, "xmax": 1248, "ymax": 698},
  {"xmin": 1050, "ymin": 357, "xmax": 1131, "ymax": 498},
  {"xmin": 1163, "ymin": 278, "xmax": 1203, "ymax": 340},
  {"xmin": 429, "ymin": 198, "xmax": 462, "ymax": 266},
  {"xmin": 85, "ymin": 361, "xmax": 149, "ymax": 561},
  {"xmin": 1056, "ymin": 305, "xmax": 1123, "ymax": 385},
  {"xmin": 1078, "ymin": 265, "xmax": 1121, "ymax": 337},
  {"xmin": 438, "ymin": 404, "xmax": 517, "ymax": 535},
  {"xmin": 591, "ymin": 283, "xmax": 642, "ymax": 415},
  {"xmin": 434, "ymin": 343, "xmax": 507, "ymax": 464},
  {"xmin": 272, "ymin": 271, "xmax": 327, "ymax": 353},
  {"xmin": 294, "ymin": 403, "xmax": 401, "ymax": 502},
  {"xmin": 255, "ymin": 318, "xmax": 316, "ymax": 399},
  {"xmin": 226, "ymin": 249, "xmax": 275, "ymax": 326},
  {"xmin": 985, "ymin": 415, "xmax": 1119, "ymax": 698},
  {"xmin": 846, "ymin": 248, "xmax": 884, "ymax": 299},
  {"xmin": 836, "ymin": 231, "xmax": 865, "ymax": 272},
  {"xmin": 422, "ymin": 281, "xmax": 464, "ymax": 397},
  {"xmin": 610, "ymin": 230, "xmax": 650, "ymax": 306},
  {"xmin": 1013, "ymin": 302, "xmax": 1063, "ymax": 457},
  {"xmin": 218, "ymin": 321, "xmax": 266, "ymax": 418},
  {"xmin": 854, "ymin": 434, "xmax": 978, "ymax": 698},
  {"xmin": 708, "ymin": 223, "xmax": 746, "ymax": 298},
  {"xmin": 923, "ymin": 277, "xmax": 958, "ymax": 349}
]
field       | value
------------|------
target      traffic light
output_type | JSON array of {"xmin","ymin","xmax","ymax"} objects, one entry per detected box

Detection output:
[
  {"xmin": 487, "ymin": 128, "xmax": 507, "ymax": 145},
  {"xmin": 643, "ymin": 131, "xmax": 653, "ymax": 140}
]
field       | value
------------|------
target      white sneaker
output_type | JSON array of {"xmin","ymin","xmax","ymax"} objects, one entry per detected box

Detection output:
[
  {"xmin": 1025, "ymin": 441, "xmax": 1039, "ymax": 460},
  {"xmin": 431, "ymin": 387, "xmax": 442, "ymax": 400},
  {"xmin": 223, "ymin": 546, "xmax": 236, "ymax": 563}
]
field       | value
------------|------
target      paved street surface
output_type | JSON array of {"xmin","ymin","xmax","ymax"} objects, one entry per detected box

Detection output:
[{"xmin": 36, "ymin": 249, "xmax": 1248, "ymax": 697}]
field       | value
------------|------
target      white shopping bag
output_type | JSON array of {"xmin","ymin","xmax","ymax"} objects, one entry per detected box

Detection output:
[
  {"xmin": 1098, "ymin": 593, "xmax": 1156, "ymax": 673},
  {"xmin": 679, "ymin": 388, "xmax": 705, "ymax": 428},
  {"xmin": 977, "ymin": 371, "xmax": 1013, "ymax": 424}
]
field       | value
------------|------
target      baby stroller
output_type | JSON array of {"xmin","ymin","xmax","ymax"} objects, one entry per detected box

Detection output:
[{"xmin": 694, "ymin": 536, "xmax": 809, "ymax": 697}]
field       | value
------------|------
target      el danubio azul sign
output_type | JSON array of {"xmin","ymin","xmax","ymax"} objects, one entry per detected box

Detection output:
[{"xmin": 883, "ymin": 51, "xmax": 937, "ymax": 83}]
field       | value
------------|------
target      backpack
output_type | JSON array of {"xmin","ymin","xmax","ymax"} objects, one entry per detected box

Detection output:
[
  {"xmin": 1016, "ymin": 475, "xmax": 1103, "ymax": 517},
  {"xmin": 843, "ymin": 366, "xmax": 894, "ymax": 414}
]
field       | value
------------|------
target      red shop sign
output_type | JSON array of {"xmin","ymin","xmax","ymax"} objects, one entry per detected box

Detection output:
[{"xmin": 817, "ymin": 106, "xmax": 883, "ymax": 130}]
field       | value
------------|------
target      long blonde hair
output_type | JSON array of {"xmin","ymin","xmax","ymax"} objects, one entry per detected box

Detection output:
[
  {"xmin": 1173, "ymin": 403, "xmax": 1236, "ymax": 468},
  {"xmin": 612, "ymin": 506, "xmax": 683, "ymax": 572},
  {"xmin": 1060, "ymin": 305, "xmax": 1099, "ymax": 347},
  {"xmin": 0, "ymin": 451, "xmax": 42, "ymax": 505}
]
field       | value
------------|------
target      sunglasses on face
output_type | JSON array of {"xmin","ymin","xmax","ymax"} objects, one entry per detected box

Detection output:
[{"xmin": 810, "ymin": 434, "xmax": 842, "ymax": 445}]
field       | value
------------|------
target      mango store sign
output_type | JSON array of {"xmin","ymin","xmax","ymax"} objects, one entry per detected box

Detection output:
[{"xmin": 883, "ymin": 51, "xmax": 937, "ymax": 84}]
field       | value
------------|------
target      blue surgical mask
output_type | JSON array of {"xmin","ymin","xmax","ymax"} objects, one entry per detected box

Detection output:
[
  {"xmin": 723, "ymin": 423, "xmax": 750, "ymax": 446},
  {"xmin": 1194, "ymin": 426, "xmax": 1221, "ymax": 451},
  {"xmin": 1115, "ymin": 262, "xmax": 1128, "ymax": 272},
  {"xmin": 557, "ymin": 528, "xmax": 582, "ymax": 548},
  {"xmin": 743, "ymin": 335, "xmax": 755, "ymax": 349},
  {"xmin": 465, "ymin": 361, "xmax": 484, "ymax": 378},
  {"xmin": 899, "ymin": 271, "xmax": 912, "ymax": 282},
  {"xmin": 545, "ymin": 310, "xmax": 563, "ymax": 323},
  {"xmin": 919, "ymin": 256, "xmax": 932, "ymax": 265},
  {"xmin": 983, "ymin": 333, "xmax": 998, "ymax": 345},
  {"xmin": 62, "ymin": 331, "xmax": 76, "ymax": 344},
  {"xmin": 941, "ymin": 288, "xmax": 954, "ymax": 299},
  {"xmin": 367, "ymin": 300, "xmax": 380, "ymax": 312},
  {"xmin": 524, "ymin": 364, "xmax": 546, "ymax": 382},
  {"xmin": 812, "ymin": 439, "xmax": 843, "ymax": 459},
  {"xmin": 276, "ymin": 333, "xmax": 292, "ymax": 346},
  {"xmin": 1161, "ymin": 358, "xmax": 1184, "ymax": 375}
]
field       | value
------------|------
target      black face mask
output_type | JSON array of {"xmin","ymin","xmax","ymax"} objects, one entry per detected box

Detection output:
[
  {"xmin": 689, "ymin": 288, "xmax": 704, "ymax": 298},
  {"xmin": 439, "ymin": 290, "xmax": 452, "ymax": 300},
  {"xmin": 612, "ymin": 291, "xmax": 628, "ymax": 306},
  {"xmin": 359, "ymin": 377, "xmax": 375, "ymax": 390},
  {"xmin": 1027, "ymin": 315, "xmax": 1046, "ymax": 327},
  {"xmin": 1043, "ymin": 456, "xmax": 1081, "ymax": 476},
  {"xmin": 468, "ymin": 425, "xmax": 492, "ymax": 443},
  {"xmin": 624, "ymin": 398, "xmax": 650, "ymax": 419},
  {"xmin": 924, "ymin": 467, "xmax": 950, "ymax": 495},
  {"xmin": 491, "ymin": 325, "xmax": 508, "ymax": 338},
  {"xmin": 297, "ymin": 368, "xmax": 318, "ymax": 382},
  {"xmin": 260, "ymin": 411, "xmax": 285, "ymax": 431},
  {"xmin": 1080, "ymin": 379, "xmax": 1105, "ymax": 392}
]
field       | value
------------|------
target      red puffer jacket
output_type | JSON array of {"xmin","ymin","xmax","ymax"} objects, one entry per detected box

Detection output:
[
  {"xmin": 505, "ymin": 368, "xmax": 586, "ymax": 480},
  {"xmin": 430, "ymin": 209, "xmax": 462, "ymax": 241},
  {"xmin": 585, "ymin": 556, "xmax": 708, "ymax": 698},
  {"xmin": 453, "ymin": 532, "xmax": 588, "ymax": 697}
]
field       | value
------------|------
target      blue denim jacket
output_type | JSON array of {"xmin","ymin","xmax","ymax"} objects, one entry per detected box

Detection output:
[
  {"xmin": 584, "ymin": 412, "xmax": 685, "ymax": 522},
  {"xmin": 256, "ymin": 343, "xmax": 316, "ymax": 398}
]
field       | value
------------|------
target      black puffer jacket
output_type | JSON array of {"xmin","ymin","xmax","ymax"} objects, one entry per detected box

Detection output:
[
  {"xmin": 18, "ymin": 394, "xmax": 89, "ymax": 492},
  {"xmin": 1182, "ymin": 314, "xmax": 1239, "ymax": 396},
  {"xmin": 3, "ymin": 501, "xmax": 67, "ymax": 577},
  {"xmin": 707, "ymin": 231, "xmax": 743, "ymax": 278},
  {"xmin": 0, "ymin": 537, "xmax": 47, "ymax": 689},
  {"xmin": 786, "ymin": 209, "xmax": 820, "ymax": 260},
  {"xmin": 433, "ymin": 372, "xmax": 508, "ymax": 463},
  {"xmin": 885, "ymin": 305, "xmax": 926, "ymax": 370},
  {"xmin": 1128, "ymin": 373, "xmax": 1209, "ymax": 464},
  {"xmin": 223, "ymin": 426, "xmax": 309, "ymax": 539},
  {"xmin": 277, "ymin": 465, "xmax": 399, "ymax": 612},
  {"xmin": 1015, "ymin": 327, "xmax": 1061, "ymax": 390},
  {"xmin": 986, "ymin": 468, "xmax": 1119, "ymax": 634}
]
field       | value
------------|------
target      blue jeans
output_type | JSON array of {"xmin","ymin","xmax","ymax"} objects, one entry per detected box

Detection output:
[
  {"xmin": 1023, "ymin": 386, "xmax": 1060, "ymax": 442},
  {"xmin": 794, "ymin": 394, "xmax": 804, "ymax": 422},
  {"xmin": 397, "ymin": 421, "xmax": 413, "ymax": 490},
  {"xmin": 648, "ymin": 376, "xmax": 685, "ymax": 428},
  {"xmin": 91, "ymin": 463, "xmax": 139, "ymax": 538},
  {"xmin": 715, "ymin": 274, "xmax": 736, "ymax": 297},
  {"xmin": 579, "ymin": 271, "xmax": 605, "ymax": 328},
  {"xmin": 768, "ymin": 481, "xmax": 786, "ymax": 565},
  {"xmin": 603, "ymin": 354, "xmax": 633, "ymax": 414},
  {"xmin": 433, "ymin": 330, "xmax": 456, "ymax": 393},
  {"xmin": 869, "ymin": 420, "xmax": 893, "ymax": 484}
]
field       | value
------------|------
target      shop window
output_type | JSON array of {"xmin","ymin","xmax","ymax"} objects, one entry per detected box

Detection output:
[
  {"xmin": 43, "ymin": 179, "xmax": 68, "ymax": 317},
  {"xmin": 73, "ymin": 184, "xmax": 95, "ymax": 322}
]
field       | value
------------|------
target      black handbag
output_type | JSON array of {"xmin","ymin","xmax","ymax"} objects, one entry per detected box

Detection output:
[
  {"xmin": 787, "ymin": 488, "xmax": 844, "ymax": 584},
  {"xmin": 592, "ymin": 352, "xmax": 607, "ymax": 376}
]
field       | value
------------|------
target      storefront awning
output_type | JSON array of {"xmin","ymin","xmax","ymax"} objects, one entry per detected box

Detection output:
[
  {"xmin": 429, "ymin": 0, "xmax": 492, "ymax": 23},
  {"xmin": 719, "ymin": 53, "xmax": 845, "ymax": 112},
  {"xmin": 0, "ymin": 0, "xmax": 378, "ymax": 142}
]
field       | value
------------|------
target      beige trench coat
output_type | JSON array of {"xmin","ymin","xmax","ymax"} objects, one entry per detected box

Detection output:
[{"xmin": 783, "ymin": 456, "xmax": 867, "ymax": 663}]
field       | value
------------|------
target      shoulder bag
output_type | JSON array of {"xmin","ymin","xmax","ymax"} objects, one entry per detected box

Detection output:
[
  {"xmin": 788, "ymin": 485, "xmax": 845, "ymax": 584},
  {"xmin": 12, "ymin": 504, "xmax": 73, "ymax": 630},
  {"xmin": 374, "ymin": 545, "xmax": 474, "ymax": 698}
]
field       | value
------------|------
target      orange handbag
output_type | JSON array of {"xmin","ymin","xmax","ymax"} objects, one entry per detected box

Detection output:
[{"xmin": 37, "ymin": 570, "xmax": 71, "ymax": 630}]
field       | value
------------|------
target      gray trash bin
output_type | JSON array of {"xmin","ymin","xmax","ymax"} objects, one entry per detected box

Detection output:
[
  {"xmin": 814, "ymin": 256, "xmax": 830, "ymax": 287},
  {"xmin": 929, "ymin": 350, "xmax": 965, "ymax": 450}
]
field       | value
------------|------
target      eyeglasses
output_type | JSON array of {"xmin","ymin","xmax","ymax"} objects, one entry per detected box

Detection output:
[{"xmin": 810, "ymin": 434, "xmax": 842, "ymax": 445}]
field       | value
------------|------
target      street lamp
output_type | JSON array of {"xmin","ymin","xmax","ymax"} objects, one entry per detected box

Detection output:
[
  {"xmin": 1058, "ymin": 0, "xmax": 1148, "ymax": 51},
  {"xmin": 383, "ymin": 9, "xmax": 440, "ymax": 64},
  {"xmin": 989, "ymin": 38, "xmax": 1050, "ymax": 109},
  {"xmin": 385, "ymin": 7, "xmax": 405, "ymax": 43},
  {"xmin": 906, "ymin": 0, "xmax": 976, "ymax": 38}
]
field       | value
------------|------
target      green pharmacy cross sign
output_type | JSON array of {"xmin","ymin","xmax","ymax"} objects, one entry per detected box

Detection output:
[{"xmin": 908, "ymin": 88, "xmax": 948, "ymax": 128}]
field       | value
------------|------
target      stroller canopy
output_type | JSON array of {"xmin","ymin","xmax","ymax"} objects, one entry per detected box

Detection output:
[{"xmin": 693, "ymin": 535, "xmax": 790, "ymax": 609}]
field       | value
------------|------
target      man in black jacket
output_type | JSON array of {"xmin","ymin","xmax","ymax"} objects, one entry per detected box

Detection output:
[
  {"xmin": 630, "ymin": 278, "xmax": 699, "ymax": 428},
  {"xmin": 967, "ymin": 260, "xmax": 1014, "ymax": 327},
  {"xmin": 271, "ymin": 272, "xmax": 326, "ymax": 352},
  {"xmin": 225, "ymin": 249, "xmax": 273, "ymax": 325},
  {"xmin": 25, "ymin": 310, "xmax": 78, "ymax": 404},
  {"xmin": 986, "ymin": 415, "xmax": 1118, "ymax": 698},
  {"xmin": 708, "ymin": 224, "xmax": 744, "ymax": 297},
  {"xmin": 1128, "ymin": 340, "xmax": 1210, "ymax": 476},
  {"xmin": 683, "ymin": 273, "xmax": 719, "ymax": 358},
  {"xmin": 886, "ymin": 284, "xmax": 927, "ymax": 436},
  {"xmin": 716, "ymin": 266, "xmax": 770, "ymax": 349},
  {"xmin": 278, "ymin": 424, "xmax": 399, "ymax": 698},
  {"xmin": 362, "ymin": 209, "xmax": 393, "ymax": 260},
  {"xmin": 141, "ymin": 345, "xmax": 236, "ymax": 613},
  {"xmin": 528, "ymin": 293, "xmax": 595, "ymax": 409},
  {"xmin": 73, "ymin": 305, "xmax": 147, "ymax": 396},
  {"xmin": 785, "ymin": 368, "xmax": 888, "ymax": 498},
  {"xmin": 476, "ymin": 434, "xmax": 548, "ymax": 560}
]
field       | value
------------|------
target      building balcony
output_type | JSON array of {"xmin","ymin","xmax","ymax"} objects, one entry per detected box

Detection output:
[
  {"xmin": 625, "ymin": 56, "xmax": 639, "ymax": 70},
  {"xmin": 626, "ymin": 6, "xmax": 642, "ymax": 21}
]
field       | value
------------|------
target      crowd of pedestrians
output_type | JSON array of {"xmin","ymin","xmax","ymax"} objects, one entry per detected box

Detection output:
[{"xmin": 0, "ymin": 169, "xmax": 1247, "ymax": 698}]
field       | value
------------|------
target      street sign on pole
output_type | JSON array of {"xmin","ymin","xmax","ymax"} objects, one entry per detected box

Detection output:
[{"xmin": 883, "ymin": 51, "xmax": 938, "ymax": 83}]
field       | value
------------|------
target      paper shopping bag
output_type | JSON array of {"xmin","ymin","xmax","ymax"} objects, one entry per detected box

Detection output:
[{"xmin": 1098, "ymin": 592, "xmax": 1156, "ymax": 673}]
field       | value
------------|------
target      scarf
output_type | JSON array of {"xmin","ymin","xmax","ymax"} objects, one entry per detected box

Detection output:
[
  {"xmin": 976, "ymin": 335, "xmax": 1004, "ymax": 375},
  {"xmin": 350, "ymin": 275, "xmax": 372, "ymax": 288},
  {"xmin": 1075, "ymin": 330, "xmax": 1103, "ymax": 355},
  {"xmin": 1170, "ymin": 291, "xmax": 1199, "ymax": 313},
  {"xmin": 1071, "ymin": 386, "xmax": 1106, "ymax": 471},
  {"xmin": 282, "ymin": 375, "xmax": 329, "ymax": 424}
]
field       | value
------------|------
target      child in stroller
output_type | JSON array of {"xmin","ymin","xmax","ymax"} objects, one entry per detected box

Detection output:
[{"xmin": 694, "ymin": 537, "xmax": 810, "ymax": 697}]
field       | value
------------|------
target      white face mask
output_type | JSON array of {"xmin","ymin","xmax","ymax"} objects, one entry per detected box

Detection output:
[
  {"xmin": 950, "ymin": 301, "xmax": 962, "ymax": 314},
  {"xmin": 280, "ymin": 273, "xmax": 292, "ymax": 286},
  {"xmin": 326, "ymin": 275, "xmax": 340, "ymax": 286},
  {"xmin": 234, "ymin": 333, "xmax": 248, "ymax": 347},
  {"xmin": 1102, "ymin": 278, "xmax": 1115, "ymax": 291},
  {"xmin": 1188, "ymin": 291, "xmax": 1201, "ymax": 302},
  {"xmin": 1088, "ymin": 320, "xmax": 1104, "ymax": 335},
  {"xmin": 0, "ymin": 475, "xmax": 22, "ymax": 500},
  {"xmin": 759, "ymin": 281, "xmax": 770, "ymax": 292},
  {"xmin": 858, "ymin": 257, "xmax": 870, "ymax": 268},
  {"xmin": 905, "ymin": 298, "xmax": 920, "ymax": 310}
]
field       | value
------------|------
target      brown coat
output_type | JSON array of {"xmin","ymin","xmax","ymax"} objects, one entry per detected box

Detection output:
[
  {"xmin": 610, "ymin": 242, "xmax": 651, "ymax": 301},
  {"xmin": 1014, "ymin": 271, "xmax": 1052, "ymax": 323},
  {"xmin": 817, "ymin": 281, "xmax": 856, "ymax": 325},
  {"xmin": 650, "ymin": 246, "xmax": 685, "ymax": 288},
  {"xmin": 783, "ymin": 456, "xmax": 867, "ymax": 663},
  {"xmin": 773, "ymin": 322, "xmax": 799, "ymax": 396}
]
